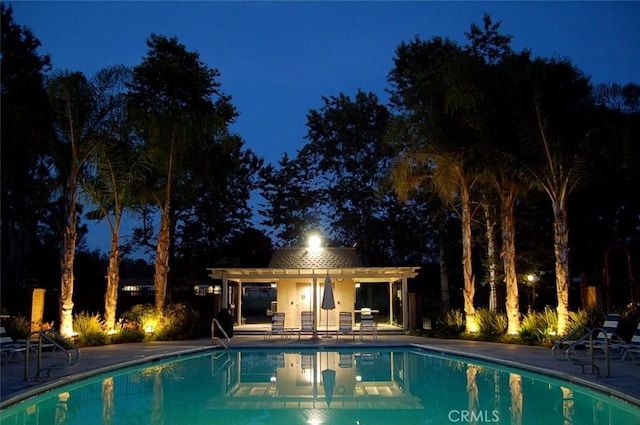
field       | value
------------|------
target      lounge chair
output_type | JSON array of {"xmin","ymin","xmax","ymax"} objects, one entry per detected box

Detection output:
[
  {"xmin": 336, "ymin": 312, "xmax": 355, "ymax": 341},
  {"xmin": 298, "ymin": 311, "xmax": 315, "ymax": 340},
  {"xmin": 622, "ymin": 322, "xmax": 640, "ymax": 361},
  {"xmin": 359, "ymin": 308, "xmax": 377, "ymax": 341},
  {"xmin": 589, "ymin": 314, "xmax": 627, "ymax": 355},
  {"xmin": 264, "ymin": 312, "xmax": 286, "ymax": 340},
  {"xmin": 0, "ymin": 325, "xmax": 26, "ymax": 363}
]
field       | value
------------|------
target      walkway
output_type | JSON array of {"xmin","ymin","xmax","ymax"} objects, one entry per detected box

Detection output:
[{"xmin": 2, "ymin": 335, "xmax": 639, "ymax": 409}]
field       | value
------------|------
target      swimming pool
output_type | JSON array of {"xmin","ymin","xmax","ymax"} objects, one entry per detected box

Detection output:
[{"xmin": 1, "ymin": 347, "xmax": 638, "ymax": 424}]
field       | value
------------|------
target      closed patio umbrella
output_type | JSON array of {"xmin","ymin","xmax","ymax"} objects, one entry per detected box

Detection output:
[
  {"xmin": 322, "ymin": 367, "xmax": 336, "ymax": 407},
  {"xmin": 321, "ymin": 274, "xmax": 335, "ymax": 337}
]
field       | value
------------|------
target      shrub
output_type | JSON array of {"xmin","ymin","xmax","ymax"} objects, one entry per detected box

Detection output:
[
  {"xmin": 119, "ymin": 303, "xmax": 202, "ymax": 341},
  {"xmin": 74, "ymin": 312, "xmax": 107, "ymax": 347},
  {"xmin": 111, "ymin": 328, "xmax": 145, "ymax": 343},
  {"xmin": 434, "ymin": 309, "xmax": 465, "ymax": 337},
  {"xmin": 517, "ymin": 307, "xmax": 558, "ymax": 345},
  {"xmin": 121, "ymin": 304, "xmax": 165, "ymax": 340},
  {"xmin": 106, "ymin": 318, "xmax": 144, "ymax": 344},
  {"xmin": 4, "ymin": 314, "xmax": 30, "ymax": 339},
  {"xmin": 476, "ymin": 308, "xmax": 507, "ymax": 338},
  {"xmin": 161, "ymin": 303, "xmax": 201, "ymax": 340}
]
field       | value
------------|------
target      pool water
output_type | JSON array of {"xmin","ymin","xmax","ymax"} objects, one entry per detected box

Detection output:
[{"xmin": 1, "ymin": 347, "xmax": 638, "ymax": 424}]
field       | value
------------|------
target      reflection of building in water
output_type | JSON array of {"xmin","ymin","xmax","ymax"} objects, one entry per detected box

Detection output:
[{"xmin": 207, "ymin": 350, "xmax": 423, "ymax": 410}]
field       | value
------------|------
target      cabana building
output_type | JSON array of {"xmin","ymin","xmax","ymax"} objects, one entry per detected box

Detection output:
[{"xmin": 207, "ymin": 246, "xmax": 420, "ymax": 333}]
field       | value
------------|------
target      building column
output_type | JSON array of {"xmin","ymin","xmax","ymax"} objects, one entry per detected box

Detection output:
[
  {"xmin": 402, "ymin": 276, "xmax": 409, "ymax": 331},
  {"xmin": 222, "ymin": 275, "xmax": 229, "ymax": 308},
  {"xmin": 237, "ymin": 281, "xmax": 243, "ymax": 326},
  {"xmin": 388, "ymin": 281, "xmax": 394, "ymax": 325},
  {"xmin": 312, "ymin": 275, "xmax": 318, "ymax": 338}
]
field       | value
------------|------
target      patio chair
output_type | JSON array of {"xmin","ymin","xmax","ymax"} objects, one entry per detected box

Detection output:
[
  {"xmin": 339, "ymin": 352, "xmax": 353, "ymax": 368},
  {"xmin": 264, "ymin": 312, "xmax": 286, "ymax": 340},
  {"xmin": 298, "ymin": 311, "xmax": 315, "ymax": 340},
  {"xmin": 580, "ymin": 314, "xmax": 627, "ymax": 356},
  {"xmin": 622, "ymin": 322, "xmax": 640, "ymax": 361},
  {"xmin": 1, "ymin": 325, "xmax": 26, "ymax": 363},
  {"xmin": 336, "ymin": 312, "xmax": 355, "ymax": 341},
  {"xmin": 359, "ymin": 308, "xmax": 377, "ymax": 341}
]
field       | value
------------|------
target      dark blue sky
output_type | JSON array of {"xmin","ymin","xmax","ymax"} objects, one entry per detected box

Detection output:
[{"xmin": 8, "ymin": 1, "xmax": 640, "ymax": 255}]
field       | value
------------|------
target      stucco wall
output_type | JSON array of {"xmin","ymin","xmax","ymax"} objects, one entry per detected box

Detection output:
[{"xmin": 275, "ymin": 278, "xmax": 355, "ymax": 329}]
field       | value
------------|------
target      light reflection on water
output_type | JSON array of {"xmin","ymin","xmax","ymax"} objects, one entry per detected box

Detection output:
[{"xmin": 1, "ymin": 348, "xmax": 639, "ymax": 425}]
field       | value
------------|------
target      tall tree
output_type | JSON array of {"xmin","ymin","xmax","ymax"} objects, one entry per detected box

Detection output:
[
  {"xmin": 299, "ymin": 91, "xmax": 392, "ymax": 263},
  {"xmin": 388, "ymin": 36, "xmax": 484, "ymax": 332},
  {"xmin": 1, "ymin": 4, "xmax": 53, "ymax": 287},
  {"xmin": 48, "ymin": 69, "xmax": 118, "ymax": 336},
  {"xmin": 466, "ymin": 15, "xmax": 524, "ymax": 334},
  {"xmin": 259, "ymin": 153, "xmax": 321, "ymax": 246},
  {"xmin": 172, "ymin": 132, "xmax": 263, "ymax": 277},
  {"xmin": 517, "ymin": 58, "xmax": 592, "ymax": 334},
  {"xmin": 127, "ymin": 34, "xmax": 237, "ymax": 309},
  {"xmin": 82, "ymin": 66, "xmax": 140, "ymax": 331}
]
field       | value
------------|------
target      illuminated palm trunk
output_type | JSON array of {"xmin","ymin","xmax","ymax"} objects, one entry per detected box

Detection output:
[
  {"xmin": 509, "ymin": 373, "xmax": 523, "ymax": 425},
  {"xmin": 102, "ymin": 377, "xmax": 114, "ymax": 425},
  {"xmin": 60, "ymin": 174, "xmax": 78, "ymax": 337},
  {"xmin": 104, "ymin": 233, "xmax": 120, "ymax": 332},
  {"xmin": 461, "ymin": 181, "xmax": 476, "ymax": 333},
  {"xmin": 553, "ymin": 200, "xmax": 570, "ymax": 335},
  {"xmin": 502, "ymin": 186, "xmax": 520, "ymax": 334},
  {"xmin": 484, "ymin": 203, "xmax": 498, "ymax": 311},
  {"xmin": 154, "ymin": 205, "xmax": 171, "ymax": 311}
]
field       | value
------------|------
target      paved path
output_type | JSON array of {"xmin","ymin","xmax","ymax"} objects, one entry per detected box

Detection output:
[{"xmin": 2, "ymin": 335, "xmax": 639, "ymax": 409}]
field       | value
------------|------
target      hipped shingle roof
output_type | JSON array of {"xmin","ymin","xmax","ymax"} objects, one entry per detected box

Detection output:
[{"xmin": 268, "ymin": 247, "xmax": 363, "ymax": 269}]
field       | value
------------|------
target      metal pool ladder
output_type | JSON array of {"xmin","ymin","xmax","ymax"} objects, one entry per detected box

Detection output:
[
  {"xmin": 211, "ymin": 318, "xmax": 230, "ymax": 349},
  {"xmin": 24, "ymin": 330, "xmax": 81, "ymax": 381},
  {"xmin": 552, "ymin": 326, "xmax": 611, "ymax": 377}
]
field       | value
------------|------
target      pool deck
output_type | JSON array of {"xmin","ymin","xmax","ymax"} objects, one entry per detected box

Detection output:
[{"xmin": 2, "ymin": 334, "xmax": 639, "ymax": 409}]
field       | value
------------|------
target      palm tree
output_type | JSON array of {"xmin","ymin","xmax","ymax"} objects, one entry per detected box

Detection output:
[
  {"xmin": 388, "ymin": 35, "xmax": 484, "ymax": 333},
  {"xmin": 513, "ymin": 55, "xmax": 591, "ymax": 335},
  {"xmin": 526, "ymin": 101, "xmax": 584, "ymax": 335},
  {"xmin": 48, "ymin": 71, "xmax": 112, "ymax": 336},
  {"xmin": 82, "ymin": 66, "xmax": 137, "ymax": 332},
  {"xmin": 392, "ymin": 146, "xmax": 480, "ymax": 332}
]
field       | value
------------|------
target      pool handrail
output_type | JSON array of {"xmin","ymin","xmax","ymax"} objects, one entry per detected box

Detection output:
[
  {"xmin": 561, "ymin": 327, "xmax": 615, "ymax": 377},
  {"xmin": 211, "ymin": 318, "xmax": 230, "ymax": 349},
  {"xmin": 25, "ymin": 330, "xmax": 81, "ymax": 381}
]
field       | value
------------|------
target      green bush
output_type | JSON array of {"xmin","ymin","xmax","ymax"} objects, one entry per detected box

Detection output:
[
  {"xmin": 110, "ymin": 327, "xmax": 145, "ymax": 344},
  {"xmin": 121, "ymin": 304, "xmax": 165, "ymax": 340},
  {"xmin": 119, "ymin": 303, "xmax": 202, "ymax": 341},
  {"xmin": 74, "ymin": 311, "xmax": 107, "ymax": 347},
  {"xmin": 433, "ymin": 309, "xmax": 465, "ymax": 337},
  {"xmin": 161, "ymin": 303, "xmax": 201, "ymax": 340},
  {"xmin": 517, "ymin": 307, "xmax": 558, "ymax": 345},
  {"xmin": 476, "ymin": 308, "xmax": 507, "ymax": 338},
  {"xmin": 4, "ymin": 314, "xmax": 30, "ymax": 339}
]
